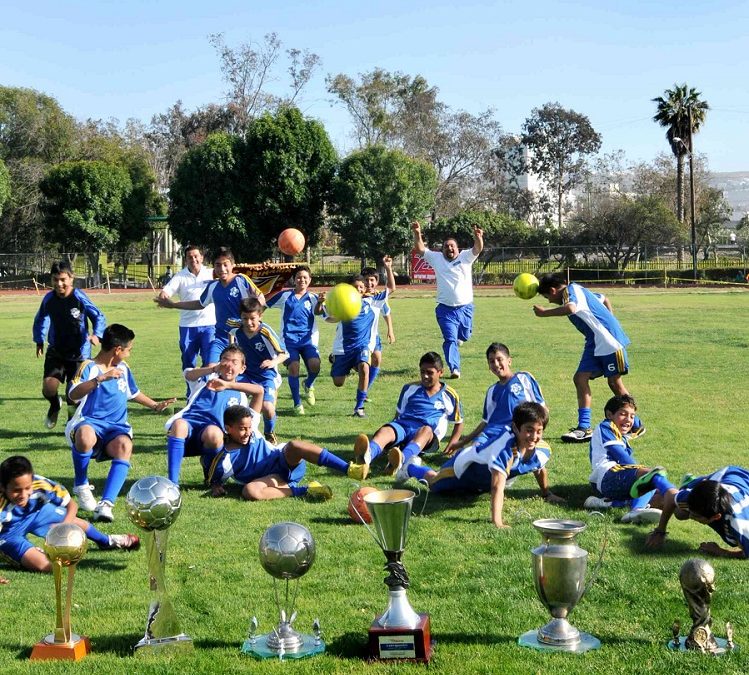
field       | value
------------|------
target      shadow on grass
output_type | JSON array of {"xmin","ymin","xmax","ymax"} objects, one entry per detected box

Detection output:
[
  {"xmin": 620, "ymin": 529, "xmax": 699, "ymax": 557},
  {"xmin": 76, "ymin": 558, "xmax": 129, "ymax": 572},
  {"xmin": 326, "ymin": 631, "xmax": 369, "ymax": 659},
  {"xmin": 86, "ymin": 632, "xmax": 144, "ymax": 656},
  {"xmin": 309, "ymin": 516, "xmax": 359, "ymax": 526}
]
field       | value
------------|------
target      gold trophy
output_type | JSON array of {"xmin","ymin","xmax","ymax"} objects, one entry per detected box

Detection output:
[{"xmin": 30, "ymin": 523, "xmax": 91, "ymax": 661}]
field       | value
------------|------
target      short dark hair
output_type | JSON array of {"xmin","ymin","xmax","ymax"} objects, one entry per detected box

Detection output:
[
  {"xmin": 294, "ymin": 264, "xmax": 311, "ymax": 278},
  {"xmin": 0, "ymin": 455, "xmax": 34, "ymax": 488},
  {"xmin": 486, "ymin": 342, "xmax": 510, "ymax": 359},
  {"xmin": 361, "ymin": 266, "xmax": 379, "ymax": 281},
  {"xmin": 184, "ymin": 244, "xmax": 202, "ymax": 256},
  {"xmin": 224, "ymin": 404, "xmax": 253, "ymax": 428},
  {"xmin": 349, "ymin": 274, "xmax": 365, "ymax": 285},
  {"xmin": 686, "ymin": 480, "xmax": 732, "ymax": 519},
  {"xmin": 419, "ymin": 351, "xmax": 443, "ymax": 371},
  {"xmin": 214, "ymin": 247, "xmax": 235, "ymax": 264},
  {"xmin": 101, "ymin": 324, "xmax": 135, "ymax": 351},
  {"xmin": 513, "ymin": 401, "xmax": 549, "ymax": 429},
  {"xmin": 604, "ymin": 394, "xmax": 637, "ymax": 416},
  {"xmin": 219, "ymin": 344, "xmax": 246, "ymax": 364},
  {"xmin": 537, "ymin": 273, "xmax": 567, "ymax": 295},
  {"xmin": 50, "ymin": 260, "xmax": 74, "ymax": 277},
  {"xmin": 239, "ymin": 297, "xmax": 264, "ymax": 315}
]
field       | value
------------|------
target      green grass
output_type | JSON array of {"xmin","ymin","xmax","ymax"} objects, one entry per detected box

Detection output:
[{"xmin": 1, "ymin": 286, "xmax": 748, "ymax": 674}]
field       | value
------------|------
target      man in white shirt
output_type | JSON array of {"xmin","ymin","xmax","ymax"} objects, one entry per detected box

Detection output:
[
  {"xmin": 157, "ymin": 245, "xmax": 216, "ymax": 376},
  {"xmin": 412, "ymin": 221, "xmax": 483, "ymax": 379}
]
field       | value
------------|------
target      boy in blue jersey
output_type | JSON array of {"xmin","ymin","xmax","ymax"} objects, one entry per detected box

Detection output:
[
  {"xmin": 155, "ymin": 246, "xmax": 265, "ymax": 365},
  {"xmin": 362, "ymin": 266, "xmax": 396, "ymax": 398},
  {"xmin": 231, "ymin": 297, "xmax": 288, "ymax": 444},
  {"xmin": 204, "ymin": 405, "xmax": 368, "ymax": 499},
  {"xmin": 265, "ymin": 265, "xmax": 323, "ymax": 415},
  {"xmin": 533, "ymin": 273, "xmax": 644, "ymax": 443},
  {"xmin": 352, "ymin": 352, "xmax": 463, "ymax": 477},
  {"xmin": 397, "ymin": 402, "xmax": 564, "ymax": 527},
  {"xmin": 66, "ymin": 324, "xmax": 176, "ymax": 523},
  {"xmin": 584, "ymin": 395, "xmax": 675, "ymax": 524},
  {"xmin": 33, "ymin": 260, "xmax": 107, "ymax": 429},
  {"xmin": 0, "ymin": 456, "xmax": 139, "ymax": 574},
  {"xmin": 646, "ymin": 466, "xmax": 749, "ymax": 558},
  {"xmin": 165, "ymin": 344, "xmax": 264, "ymax": 485},
  {"xmin": 327, "ymin": 256, "xmax": 396, "ymax": 417},
  {"xmin": 448, "ymin": 342, "xmax": 545, "ymax": 457}
]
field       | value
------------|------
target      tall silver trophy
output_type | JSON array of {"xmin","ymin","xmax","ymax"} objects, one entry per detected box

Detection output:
[
  {"xmin": 242, "ymin": 522, "xmax": 325, "ymax": 660},
  {"xmin": 519, "ymin": 519, "xmax": 601, "ymax": 653},
  {"xmin": 353, "ymin": 489, "xmax": 432, "ymax": 662},
  {"xmin": 126, "ymin": 476, "xmax": 193, "ymax": 655}
]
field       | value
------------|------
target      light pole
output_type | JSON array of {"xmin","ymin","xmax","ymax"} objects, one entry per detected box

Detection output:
[{"xmin": 674, "ymin": 133, "xmax": 698, "ymax": 282}]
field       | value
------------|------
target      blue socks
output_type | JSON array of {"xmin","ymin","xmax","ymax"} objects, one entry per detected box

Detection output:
[
  {"xmin": 367, "ymin": 366, "xmax": 380, "ymax": 392},
  {"xmin": 408, "ymin": 463, "xmax": 432, "ymax": 481},
  {"xmin": 304, "ymin": 373, "xmax": 318, "ymax": 389},
  {"xmin": 317, "ymin": 448, "xmax": 349, "ymax": 474},
  {"xmin": 630, "ymin": 489, "xmax": 655, "ymax": 510},
  {"xmin": 167, "ymin": 436, "xmax": 186, "ymax": 484},
  {"xmin": 401, "ymin": 441, "xmax": 421, "ymax": 462},
  {"xmin": 290, "ymin": 486, "xmax": 308, "ymax": 497},
  {"xmin": 85, "ymin": 524, "xmax": 110, "ymax": 548},
  {"xmin": 368, "ymin": 441, "xmax": 383, "ymax": 462},
  {"xmin": 101, "ymin": 459, "xmax": 131, "ymax": 504},
  {"xmin": 72, "ymin": 450, "xmax": 93, "ymax": 487},
  {"xmin": 288, "ymin": 376, "xmax": 301, "ymax": 406},
  {"xmin": 651, "ymin": 473, "xmax": 674, "ymax": 494},
  {"xmin": 264, "ymin": 414, "xmax": 277, "ymax": 436},
  {"xmin": 355, "ymin": 389, "xmax": 367, "ymax": 411},
  {"xmin": 578, "ymin": 407, "xmax": 592, "ymax": 429}
]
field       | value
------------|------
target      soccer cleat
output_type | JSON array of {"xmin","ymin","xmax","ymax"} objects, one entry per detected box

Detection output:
[
  {"xmin": 307, "ymin": 481, "xmax": 333, "ymax": 501},
  {"xmin": 583, "ymin": 495, "xmax": 613, "ymax": 510},
  {"xmin": 44, "ymin": 396, "xmax": 63, "ymax": 429},
  {"xmin": 620, "ymin": 507, "xmax": 662, "ymax": 524},
  {"xmin": 105, "ymin": 534, "xmax": 141, "ymax": 550},
  {"xmin": 293, "ymin": 403, "xmax": 305, "ymax": 416},
  {"xmin": 396, "ymin": 455, "xmax": 422, "ymax": 483},
  {"xmin": 303, "ymin": 385, "xmax": 316, "ymax": 406},
  {"xmin": 561, "ymin": 427, "xmax": 593, "ymax": 443},
  {"xmin": 353, "ymin": 433, "xmax": 371, "ymax": 465},
  {"xmin": 347, "ymin": 462, "xmax": 370, "ymax": 481},
  {"xmin": 93, "ymin": 500, "xmax": 114, "ymax": 523},
  {"xmin": 265, "ymin": 431, "xmax": 278, "ymax": 445},
  {"xmin": 679, "ymin": 473, "xmax": 696, "ymax": 488},
  {"xmin": 629, "ymin": 466, "xmax": 667, "ymax": 498},
  {"xmin": 73, "ymin": 484, "xmax": 97, "ymax": 512},
  {"xmin": 625, "ymin": 425, "xmax": 647, "ymax": 440},
  {"xmin": 450, "ymin": 370, "xmax": 461, "ymax": 380},
  {"xmin": 353, "ymin": 408, "xmax": 366, "ymax": 418},
  {"xmin": 384, "ymin": 447, "xmax": 404, "ymax": 477}
]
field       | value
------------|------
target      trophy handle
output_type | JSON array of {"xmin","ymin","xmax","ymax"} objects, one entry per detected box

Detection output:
[
  {"xmin": 348, "ymin": 485, "xmax": 384, "ymax": 551},
  {"xmin": 413, "ymin": 480, "xmax": 429, "ymax": 517},
  {"xmin": 579, "ymin": 511, "xmax": 609, "ymax": 602}
]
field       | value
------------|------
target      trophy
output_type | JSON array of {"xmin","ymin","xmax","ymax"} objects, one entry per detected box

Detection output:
[
  {"xmin": 242, "ymin": 522, "xmax": 325, "ymax": 660},
  {"xmin": 519, "ymin": 519, "xmax": 601, "ymax": 653},
  {"xmin": 352, "ymin": 489, "xmax": 432, "ymax": 662},
  {"xmin": 667, "ymin": 558, "xmax": 737, "ymax": 655},
  {"xmin": 31, "ymin": 523, "xmax": 91, "ymax": 661},
  {"xmin": 126, "ymin": 475, "xmax": 193, "ymax": 655}
]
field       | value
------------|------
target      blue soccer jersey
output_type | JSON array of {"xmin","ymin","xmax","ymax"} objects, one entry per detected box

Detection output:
[
  {"xmin": 32, "ymin": 289, "xmax": 106, "ymax": 359},
  {"xmin": 564, "ymin": 283, "xmax": 630, "ymax": 356},
  {"xmin": 199, "ymin": 274, "xmax": 262, "ymax": 340},
  {"xmin": 266, "ymin": 290, "xmax": 319, "ymax": 348},
  {"xmin": 394, "ymin": 382, "xmax": 463, "ymax": 441},
  {"xmin": 482, "ymin": 372, "xmax": 545, "ymax": 435},
  {"xmin": 165, "ymin": 373, "xmax": 249, "ymax": 431},
  {"xmin": 330, "ymin": 290, "xmax": 389, "ymax": 354},
  {"xmin": 205, "ymin": 438, "xmax": 306, "ymax": 486},
  {"xmin": 588, "ymin": 419, "xmax": 638, "ymax": 490},
  {"xmin": 231, "ymin": 323, "xmax": 285, "ymax": 381},
  {"xmin": 676, "ymin": 466, "xmax": 749, "ymax": 556},
  {"xmin": 0, "ymin": 475, "xmax": 70, "ymax": 533}
]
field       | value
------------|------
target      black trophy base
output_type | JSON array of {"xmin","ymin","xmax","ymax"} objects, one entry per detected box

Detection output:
[{"xmin": 368, "ymin": 613, "xmax": 432, "ymax": 662}]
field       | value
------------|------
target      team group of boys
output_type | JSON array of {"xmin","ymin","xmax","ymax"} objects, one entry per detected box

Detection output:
[{"xmin": 3, "ymin": 233, "xmax": 748, "ymax": 581}]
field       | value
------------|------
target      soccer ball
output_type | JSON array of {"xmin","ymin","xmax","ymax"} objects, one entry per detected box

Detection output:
[
  {"xmin": 513, "ymin": 273, "xmax": 539, "ymax": 300},
  {"xmin": 126, "ymin": 475, "xmax": 182, "ymax": 531},
  {"xmin": 278, "ymin": 228, "xmax": 306, "ymax": 256},
  {"xmin": 44, "ymin": 523, "xmax": 88, "ymax": 566},
  {"xmin": 348, "ymin": 486, "xmax": 379, "ymax": 524},
  {"xmin": 326, "ymin": 283, "xmax": 362, "ymax": 322},
  {"xmin": 258, "ymin": 522, "xmax": 316, "ymax": 580}
]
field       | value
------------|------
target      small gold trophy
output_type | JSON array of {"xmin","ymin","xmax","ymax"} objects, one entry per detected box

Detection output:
[{"xmin": 30, "ymin": 523, "xmax": 91, "ymax": 661}]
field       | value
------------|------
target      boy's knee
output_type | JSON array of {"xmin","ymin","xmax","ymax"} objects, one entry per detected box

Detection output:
[
  {"xmin": 107, "ymin": 437, "xmax": 132, "ymax": 459},
  {"xmin": 242, "ymin": 483, "xmax": 264, "ymax": 501},
  {"xmin": 201, "ymin": 426, "xmax": 224, "ymax": 448}
]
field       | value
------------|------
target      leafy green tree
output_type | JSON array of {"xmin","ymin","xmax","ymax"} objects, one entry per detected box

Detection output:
[
  {"xmin": 330, "ymin": 146, "xmax": 437, "ymax": 262},
  {"xmin": 521, "ymin": 102, "xmax": 602, "ymax": 229},
  {"xmin": 425, "ymin": 210, "xmax": 531, "ymax": 249},
  {"xmin": 0, "ymin": 159, "xmax": 10, "ymax": 218},
  {"xmin": 696, "ymin": 186, "xmax": 731, "ymax": 259},
  {"xmin": 652, "ymin": 83, "xmax": 709, "ymax": 223}
]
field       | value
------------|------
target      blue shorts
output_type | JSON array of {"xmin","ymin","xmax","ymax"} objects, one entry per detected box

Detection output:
[
  {"xmin": 179, "ymin": 325, "xmax": 215, "ymax": 370},
  {"xmin": 386, "ymin": 420, "xmax": 435, "ymax": 447},
  {"xmin": 233, "ymin": 442, "xmax": 307, "ymax": 488},
  {"xmin": 241, "ymin": 374, "xmax": 279, "ymax": 403},
  {"xmin": 286, "ymin": 342, "xmax": 320, "ymax": 365},
  {"xmin": 177, "ymin": 422, "xmax": 220, "ymax": 458},
  {"xmin": 0, "ymin": 503, "xmax": 67, "ymax": 565},
  {"xmin": 577, "ymin": 347, "xmax": 629, "ymax": 379},
  {"xmin": 599, "ymin": 464, "xmax": 646, "ymax": 500},
  {"xmin": 435, "ymin": 303, "xmax": 473, "ymax": 344},
  {"xmin": 207, "ymin": 335, "xmax": 231, "ymax": 364},
  {"xmin": 374, "ymin": 335, "xmax": 383, "ymax": 353},
  {"xmin": 429, "ymin": 455, "xmax": 491, "ymax": 494},
  {"xmin": 330, "ymin": 347, "xmax": 371, "ymax": 378},
  {"xmin": 68, "ymin": 420, "xmax": 133, "ymax": 461}
]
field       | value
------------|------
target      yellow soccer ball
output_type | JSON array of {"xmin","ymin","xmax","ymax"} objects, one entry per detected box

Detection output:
[
  {"xmin": 513, "ymin": 273, "xmax": 539, "ymax": 300},
  {"xmin": 326, "ymin": 283, "xmax": 362, "ymax": 322}
]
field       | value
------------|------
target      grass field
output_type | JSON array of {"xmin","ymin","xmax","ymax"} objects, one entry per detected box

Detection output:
[{"xmin": 1, "ymin": 286, "xmax": 748, "ymax": 674}]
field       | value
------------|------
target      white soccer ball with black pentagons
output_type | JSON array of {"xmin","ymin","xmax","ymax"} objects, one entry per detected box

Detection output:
[
  {"xmin": 126, "ymin": 475, "xmax": 182, "ymax": 531},
  {"xmin": 258, "ymin": 522, "xmax": 316, "ymax": 580}
]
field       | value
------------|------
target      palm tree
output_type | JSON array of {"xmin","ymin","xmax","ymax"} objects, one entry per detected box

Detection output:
[{"xmin": 652, "ymin": 84, "xmax": 709, "ymax": 223}]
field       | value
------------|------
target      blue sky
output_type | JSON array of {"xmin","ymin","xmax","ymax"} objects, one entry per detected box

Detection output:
[{"xmin": 3, "ymin": 0, "xmax": 748, "ymax": 171}]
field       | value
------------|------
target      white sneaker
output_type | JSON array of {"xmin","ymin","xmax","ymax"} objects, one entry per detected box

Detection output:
[
  {"xmin": 620, "ymin": 507, "xmax": 662, "ymax": 524},
  {"xmin": 73, "ymin": 484, "xmax": 97, "ymax": 512},
  {"xmin": 93, "ymin": 500, "xmax": 114, "ymax": 523},
  {"xmin": 450, "ymin": 370, "xmax": 461, "ymax": 380},
  {"xmin": 583, "ymin": 495, "xmax": 612, "ymax": 510},
  {"xmin": 396, "ymin": 455, "xmax": 422, "ymax": 483}
]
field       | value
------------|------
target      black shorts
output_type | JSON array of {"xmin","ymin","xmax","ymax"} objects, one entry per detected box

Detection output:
[{"xmin": 43, "ymin": 347, "xmax": 83, "ymax": 384}]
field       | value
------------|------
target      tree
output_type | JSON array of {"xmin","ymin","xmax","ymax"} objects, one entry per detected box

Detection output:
[
  {"xmin": 240, "ymin": 106, "xmax": 337, "ymax": 261},
  {"xmin": 0, "ymin": 159, "xmax": 9, "ymax": 218},
  {"xmin": 652, "ymin": 83, "xmax": 709, "ymax": 223},
  {"xmin": 330, "ymin": 146, "xmax": 437, "ymax": 263},
  {"xmin": 521, "ymin": 102, "xmax": 602, "ymax": 229},
  {"xmin": 696, "ymin": 187, "xmax": 731, "ymax": 259},
  {"xmin": 424, "ymin": 210, "xmax": 531, "ymax": 249}
]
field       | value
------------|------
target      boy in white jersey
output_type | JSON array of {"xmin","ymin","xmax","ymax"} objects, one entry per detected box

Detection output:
[
  {"xmin": 65, "ymin": 324, "xmax": 176, "ymax": 522},
  {"xmin": 361, "ymin": 265, "xmax": 395, "ymax": 399}
]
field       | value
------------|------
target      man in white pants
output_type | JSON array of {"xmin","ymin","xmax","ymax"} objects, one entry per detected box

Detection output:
[{"xmin": 412, "ymin": 221, "xmax": 483, "ymax": 379}]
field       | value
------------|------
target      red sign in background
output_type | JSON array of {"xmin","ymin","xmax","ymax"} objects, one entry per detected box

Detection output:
[{"xmin": 410, "ymin": 252, "xmax": 436, "ymax": 281}]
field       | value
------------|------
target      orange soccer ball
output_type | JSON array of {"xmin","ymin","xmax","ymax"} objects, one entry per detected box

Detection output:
[
  {"xmin": 348, "ymin": 486, "xmax": 379, "ymax": 524},
  {"xmin": 278, "ymin": 228, "xmax": 306, "ymax": 256}
]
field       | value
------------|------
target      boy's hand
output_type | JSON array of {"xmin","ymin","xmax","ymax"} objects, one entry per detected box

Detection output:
[
  {"xmin": 533, "ymin": 305, "xmax": 547, "ymax": 316},
  {"xmin": 36, "ymin": 344, "xmax": 44, "ymax": 358},
  {"xmin": 210, "ymin": 484, "xmax": 226, "ymax": 497},
  {"xmin": 260, "ymin": 359, "xmax": 274, "ymax": 370},
  {"xmin": 88, "ymin": 334, "xmax": 100, "ymax": 346},
  {"xmin": 443, "ymin": 441, "xmax": 461, "ymax": 457},
  {"xmin": 207, "ymin": 378, "xmax": 228, "ymax": 391},
  {"xmin": 152, "ymin": 398, "xmax": 177, "ymax": 412},
  {"xmin": 387, "ymin": 332, "xmax": 395, "ymax": 344},
  {"xmin": 473, "ymin": 225, "xmax": 484, "ymax": 239},
  {"xmin": 411, "ymin": 221, "xmax": 422, "ymax": 233},
  {"xmin": 382, "ymin": 255, "xmax": 393, "ymax": 268},
  {"xmin": 100, "ymin": 367, "xmax": 125, "ymax": 380},
  {"xmin": 698, "ymin": 541, "xmax": 726, "ymax": 557},
  {"xmin": 153, "ymin": 296, "xmax": 175, "ymax": 308},
  {"xmin": 645, "ymin": 529, "xmax": 667, "ymax": 550},
  {"xmin": 544, "ymin": 492, "xmax": 566, "ymax": 504}
]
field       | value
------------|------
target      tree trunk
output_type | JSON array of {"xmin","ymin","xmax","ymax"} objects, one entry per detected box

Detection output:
[{"xmin": 676, "ymin": 154, "xmax": 685, "ymax": 223}]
